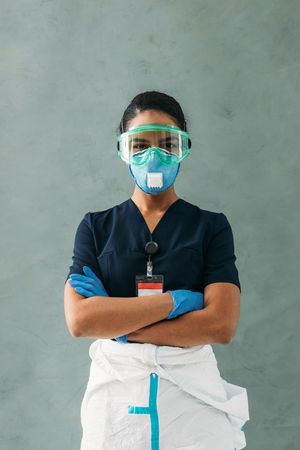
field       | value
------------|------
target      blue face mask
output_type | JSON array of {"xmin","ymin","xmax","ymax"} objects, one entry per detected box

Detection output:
[{"xmin": 128, "ymin": 149, "xmax": 181, "ymax": 195}]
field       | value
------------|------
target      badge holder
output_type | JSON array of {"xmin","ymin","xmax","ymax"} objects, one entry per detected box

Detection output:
[{"xmin": 135, "ymin": 241, "xmax": 164, "ymax": 296}]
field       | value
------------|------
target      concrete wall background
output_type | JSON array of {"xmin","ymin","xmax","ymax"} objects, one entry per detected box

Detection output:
[{"xmin": 1, "ymin": 1, "xmax": 299, "ymax": 448}]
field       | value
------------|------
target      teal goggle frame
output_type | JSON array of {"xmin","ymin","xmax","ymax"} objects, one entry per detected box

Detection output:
[{"xmin": 117, "ymin": 123, "xmax": 191, "ymax": 166}]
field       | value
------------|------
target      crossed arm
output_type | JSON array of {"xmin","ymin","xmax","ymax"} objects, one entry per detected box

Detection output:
[
  {"xmin": 127, "ymin": 282, "xmax": 240, "ymax": 347},
  {"xmin": 64, "ymin": 281, "xmax": 240, "ymax": 347}
]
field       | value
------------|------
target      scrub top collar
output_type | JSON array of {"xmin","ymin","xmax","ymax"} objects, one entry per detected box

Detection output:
[{"xmin": 128, "ymin": 197, "xmax": 183, "ymax": 238}]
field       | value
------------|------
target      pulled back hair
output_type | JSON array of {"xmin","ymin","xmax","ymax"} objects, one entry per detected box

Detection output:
[{"xmin": 116, "ymin": 91, "xmax": 189, "ymax": 134}]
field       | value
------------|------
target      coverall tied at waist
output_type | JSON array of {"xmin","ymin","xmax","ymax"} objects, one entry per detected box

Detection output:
[{"xmin": 80, "ymin": 339, "xmax": 250, "ymax": 450}]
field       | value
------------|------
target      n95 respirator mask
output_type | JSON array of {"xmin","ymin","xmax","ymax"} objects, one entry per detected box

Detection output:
[{"xmin": 117, "ymin": 123, "xmax": 191, "ymax": 194}]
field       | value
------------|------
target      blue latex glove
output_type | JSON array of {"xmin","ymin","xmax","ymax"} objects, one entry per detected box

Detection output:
[
  {"xmin": 68, "ymin": 266, "xmax": 109, "ymax": 297},
  {"xmin": 166, "ymin": 289, "xmax": 204, "ymax": 319},
  {"xmin": 68, "ymin": 266, "xmax": 128, "ymax": 344},
  {"xmin": 113, "ymin": 334, "xmax": 128, "ymax": 344}
]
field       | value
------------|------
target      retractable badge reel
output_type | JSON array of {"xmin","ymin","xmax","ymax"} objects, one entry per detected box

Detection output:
[{"xmin": 135, "ymin": 241, "xmax": 164, "ymax": 296}]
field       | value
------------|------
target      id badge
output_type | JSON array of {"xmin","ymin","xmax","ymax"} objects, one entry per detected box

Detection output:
[{"xmin": 135, "ymin": 274, "xmax": 164, "ymax": 297}]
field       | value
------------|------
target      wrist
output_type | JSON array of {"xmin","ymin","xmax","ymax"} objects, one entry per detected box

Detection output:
[
  {"xmin": 164, "ymin": 291, "xmax": 173, "ymax": 318},
  {"xmin": 127, "ymin": 329, "xmax": 140, "ymax": 343}
]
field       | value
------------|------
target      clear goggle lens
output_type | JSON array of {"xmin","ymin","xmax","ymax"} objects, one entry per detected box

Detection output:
[{"xmin": 117, "ymin": 123, "xmax": 191, "ymax": 166}]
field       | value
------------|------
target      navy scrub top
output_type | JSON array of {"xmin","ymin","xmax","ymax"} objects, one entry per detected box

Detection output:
[{"xmin": 65, "ymin": 198, "xmax": 241, "ymax": 296}]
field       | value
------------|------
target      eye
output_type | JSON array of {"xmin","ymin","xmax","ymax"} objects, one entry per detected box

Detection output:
[
  {"xmin": 133, "ymin": 144, "xmax": 147, "ymax": 151},
  {"xmin": 165, "ymin": 143, "xmax": 175, "ymax": 149},
  {"xmin": 161, "ymin": 138, "xmax": 179, "ymax": 150}
]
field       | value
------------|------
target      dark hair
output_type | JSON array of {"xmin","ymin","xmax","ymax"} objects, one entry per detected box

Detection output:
[{"xmin": 116, "ymin": 90, "xmax": 189, "ymax": 135}]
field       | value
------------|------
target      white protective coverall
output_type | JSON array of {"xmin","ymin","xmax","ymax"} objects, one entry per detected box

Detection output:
[{"xmin": 80, "ymin": 339, "xmax": 250, "ymax": 450}]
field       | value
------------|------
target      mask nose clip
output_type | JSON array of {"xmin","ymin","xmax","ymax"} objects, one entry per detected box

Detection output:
[
  {"xmin": 144, "ymin": 147, "xmax": 167, "ymax": 164},
  {"xmin": 148, "ymin": 147, "xmax": 160, "ymax": 161}
]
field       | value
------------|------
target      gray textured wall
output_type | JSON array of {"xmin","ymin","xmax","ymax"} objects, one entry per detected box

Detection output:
[{"xmin": 1, "ymin": 1, "xmax": 299, "ymax": 448}]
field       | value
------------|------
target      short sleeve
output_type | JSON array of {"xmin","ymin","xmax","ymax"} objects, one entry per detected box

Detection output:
[
  {"xmin": 64, "ymin": 212, "xmax": 102, "ymax": 284},
  {"xmin": 203, "ymin": 212, "xmax": 241, "ymax": 293}
]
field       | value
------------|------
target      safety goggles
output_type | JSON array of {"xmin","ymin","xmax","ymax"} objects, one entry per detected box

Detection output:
[{"xmin": 117, "ymin": 123, "xmax": 191, "ymax": 166}]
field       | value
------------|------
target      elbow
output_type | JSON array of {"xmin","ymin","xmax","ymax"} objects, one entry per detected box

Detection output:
[
  {"xmin": 66, "ymin": 316, "xmax": 84, "ymax": 338},
  {"xmin": 66, "ymin": 323, "xmax": 79, "ymax": 338},
  {"xmin": 64, "ymin": 283, "xmax": 87, "ymax": 338},
  {"xmin": 221, "ymin": 334, "xmax": 233, "ymax": 345},
  {"xmin": 219, "ymin": 325, "xmax": 235, "ymax": 345},
  {"xmin": 70, "ymin": 322, "xmax": 82, "ymax": 338},
  {"xmin": 68, "ymin": 311, "xmax": 107, "ymax": 339}
]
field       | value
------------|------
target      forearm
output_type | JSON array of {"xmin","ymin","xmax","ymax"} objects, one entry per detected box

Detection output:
[
  {"xmin": 127, "ymin": 308, "xmax": 229, "ymax": 347},
  {"xmin": 76, "ymin": 292, "xmax": 173, "ymax": 339}
]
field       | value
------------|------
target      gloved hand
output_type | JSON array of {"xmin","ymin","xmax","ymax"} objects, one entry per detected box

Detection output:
[
  {"xmin": 68, "ymin": 265, "xmax": 109, "ymax": 297},
  {"xmin": 166, "ymin": 289, "xmax": 204, "ymax": 319},
  {"xmin": 68, "ymin": 266, "xmax": 128, "ymax": 344},
  {"xmin": 114, "ymin": 334, "xmax": 128, "ymax": 344}
]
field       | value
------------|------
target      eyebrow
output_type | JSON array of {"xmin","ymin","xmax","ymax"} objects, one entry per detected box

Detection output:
[{"xmin": 130, "ymin": 137, "xmax": 179, "ymax": 143}]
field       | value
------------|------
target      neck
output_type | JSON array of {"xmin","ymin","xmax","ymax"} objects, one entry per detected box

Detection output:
[{"xmin": 131, "ymin": 186, "xmax": 180, "ymax": 213}]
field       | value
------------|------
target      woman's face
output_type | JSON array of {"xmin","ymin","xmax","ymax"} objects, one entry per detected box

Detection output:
[{"xmin": 126, "ymin": 109, "xmax": 179, "ymax": 131}]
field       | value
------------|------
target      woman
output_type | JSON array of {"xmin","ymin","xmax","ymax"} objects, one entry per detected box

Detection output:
[{"xmin": 64, "ymin": 91, "xmax": 250, "ymax": 449}]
